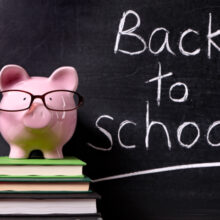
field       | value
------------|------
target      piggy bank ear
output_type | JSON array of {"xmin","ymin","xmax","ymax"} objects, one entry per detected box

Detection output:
[
  {"xmin": 0, "ymin": 65, "xmax": 29, "ymax": 90},
  {"xmin": 50, "ymin": 66, "xmax": 78, "ymax": 91}
]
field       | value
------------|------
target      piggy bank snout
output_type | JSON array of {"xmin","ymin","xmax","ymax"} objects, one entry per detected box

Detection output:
[{"xmin": 23, "ymin": 103, "xmax": 52, "ymax": 129}]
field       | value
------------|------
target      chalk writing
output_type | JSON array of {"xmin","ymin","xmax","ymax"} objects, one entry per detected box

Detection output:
[
  {"xmin": 114, "ymin": 10, "xmax": 220, "ymax": 58},
  {"xmin": 88, "ymin": 9, "xmax": 220, "ymax": 182}
]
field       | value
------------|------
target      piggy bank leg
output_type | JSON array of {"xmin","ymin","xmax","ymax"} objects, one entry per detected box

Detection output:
[
  {"xmin": 9, "ymin": 145, "xmax": 30, "ymax": 159},
  {"xmin": 43, "ymin": 148, "xmax": 63, "ymax": 159}
]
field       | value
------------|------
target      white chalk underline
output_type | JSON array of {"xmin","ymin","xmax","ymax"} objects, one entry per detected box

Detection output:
[{"xmin": 92, "ymin": 162, "xmax": 220, "ymax": 183}]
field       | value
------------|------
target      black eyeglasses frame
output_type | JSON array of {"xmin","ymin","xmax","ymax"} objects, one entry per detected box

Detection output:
[{"xmin": 0, "ymin": 89, "xmax": 84, "ymax": 112}]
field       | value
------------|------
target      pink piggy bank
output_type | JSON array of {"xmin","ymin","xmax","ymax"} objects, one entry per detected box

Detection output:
[{"xmin": 0, "ymin": 65, "xmax": 83, "ymax": 159}]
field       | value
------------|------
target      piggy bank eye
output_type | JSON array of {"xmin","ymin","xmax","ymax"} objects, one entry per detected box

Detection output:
[
  {"xmin": 22, "ymin": 96, "xmax": 29, "ymax": 101},
  {"xmin": 49, "ymin": 97, "xmax": 53, "ymax": 101}
]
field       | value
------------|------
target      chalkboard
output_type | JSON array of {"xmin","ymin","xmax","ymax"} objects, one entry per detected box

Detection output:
[{"xmin": 0, "ymin": 0, "xmax": 220, "ymax": 219}]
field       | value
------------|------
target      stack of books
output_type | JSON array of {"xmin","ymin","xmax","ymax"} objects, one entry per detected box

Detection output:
[{"xmin": 0, "ymin": 156, "xmax": 101, "ymax": 220}]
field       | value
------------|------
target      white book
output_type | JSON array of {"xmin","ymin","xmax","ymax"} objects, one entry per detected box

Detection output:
[
  {"xmin": 0, "ymin": 193, "xmax": 100, "ymax": 215},
  {"xmin": 0, "ymin": 199, "xmax": 97, "ymax": 214}
]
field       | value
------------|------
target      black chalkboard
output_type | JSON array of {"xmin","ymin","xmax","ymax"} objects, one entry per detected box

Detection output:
[{"xmin": 0, "ymin": 0, "xmax": 220, "ymax": 219}]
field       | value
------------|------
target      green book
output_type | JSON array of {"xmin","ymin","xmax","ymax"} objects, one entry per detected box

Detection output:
[
  {"xmin": 0, "ymin": 176, "xmax": 91, "ymax": 182},
  {"xmin": 0, "ymin": 156, "xmax": 86, "ymax": 177},
  {"xmin": 0, "ymin": 156, "xmax": 86, "ymax": 166}
]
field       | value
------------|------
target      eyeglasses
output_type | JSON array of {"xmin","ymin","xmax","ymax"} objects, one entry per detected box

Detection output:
[{"xmin": 0, "ymin": 90, "xmax": 84, "ymax": 112}]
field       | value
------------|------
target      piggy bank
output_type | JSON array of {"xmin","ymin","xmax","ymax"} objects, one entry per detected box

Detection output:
[{"xmin": 0, "ymin": 65, "xmax": 82, "ymax": 159}]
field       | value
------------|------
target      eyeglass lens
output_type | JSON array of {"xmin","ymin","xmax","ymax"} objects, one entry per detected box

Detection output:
[
  {"xmin": 45, "ymin": 91, "xmax": 79, "ymax": 111},
  {"xmin": 0, "ymin": 91, "xmax": 31, "ymax": 111}
]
